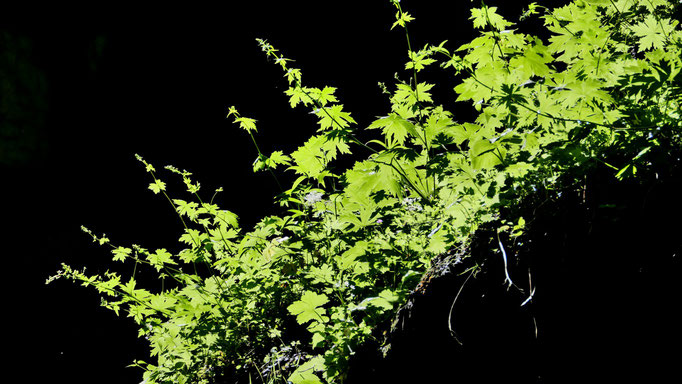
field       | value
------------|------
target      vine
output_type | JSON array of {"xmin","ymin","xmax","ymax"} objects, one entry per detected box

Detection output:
[{"xmin": 49, "ymin": 1, "xmax": 681, "ymax": 383}]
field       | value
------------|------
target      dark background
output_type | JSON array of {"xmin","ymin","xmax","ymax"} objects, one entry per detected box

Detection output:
[{"xmin": 2, "ymin": 1, "xmax": 561, "ymax": 383}]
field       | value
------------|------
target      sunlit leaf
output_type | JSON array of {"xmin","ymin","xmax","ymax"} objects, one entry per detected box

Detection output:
[{"xmin": 287, "ymin": 291, "xmax": 329, "ymax": 325}]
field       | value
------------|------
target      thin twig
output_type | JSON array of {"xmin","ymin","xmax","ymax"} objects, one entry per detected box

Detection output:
[{"xmin": 448, "ymin": 266, "xmax": 477, "ymax": 345}]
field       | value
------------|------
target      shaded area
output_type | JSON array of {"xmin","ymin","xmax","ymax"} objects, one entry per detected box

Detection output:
[
  {"xmin": 348, "ymin": 158, "xmax": 682, "ymax": 383},
  {"xmin": 0, "ymin": 31, "xmax": 48, "ymax": 166}
]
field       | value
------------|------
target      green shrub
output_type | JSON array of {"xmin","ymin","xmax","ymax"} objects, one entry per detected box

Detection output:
[{"xmin": 49, "ymin": 1, "xmax": 681, "ymax": 383}]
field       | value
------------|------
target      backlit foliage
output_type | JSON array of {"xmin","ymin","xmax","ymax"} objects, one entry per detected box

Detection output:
[{"xmin": 49, "ymin": 1, "xmax": 681, "ymax": 383}]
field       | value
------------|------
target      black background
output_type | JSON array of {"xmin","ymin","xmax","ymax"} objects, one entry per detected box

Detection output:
[{"xmin": 2, "ymin": 1, "xmax": 562, "ymax": 383}]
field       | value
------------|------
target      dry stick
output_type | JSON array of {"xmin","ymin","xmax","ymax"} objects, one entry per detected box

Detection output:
[
  {"xmin": 520, "ymin": 268, "xmax": 536, "ymax": 307},
  {"xmin": 448, "ymin": 266, "xmax": 477, "ymax": 345},
  {"xmin": 497, "ymin": 231, "xmax": 514, "ymax": 288},
  {"xmin": 521, "ymin": 268, "xmax": 538, "ymax": 338}
]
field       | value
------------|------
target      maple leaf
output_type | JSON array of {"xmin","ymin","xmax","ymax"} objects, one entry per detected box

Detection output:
[
  {"xmin": 148, "ymin": 180, "xmax": 166, "ymax": 194},
  {"xmin": 470, "ymin": 6, "xmax": 512, "ymax": 30},
  {"xmin": 111, "ymin": 246, "xmax": 131, "ymax": 262},
  {"xmin": 235, "ymin": 117, "xmax": 257, "ymax": 133},
  {"xmin": 424, "ymin": 108, "xmax": 455, "ymax": 144},
  {"xmin": 367, "ymin": 114, "xmax": 419, "ymax": 146},
  {"xmin": 631, "ymin": 14, "xmax": 667, "ymax": 52},
  {"xmin": 287, "ymin": 291, "xmax": 329, "ymax": 324},
  {"xmin": 310, "ymin": 86, "xmax": 338, "ymax": 106},
  {"xmin": 285, "ymin": 86, "xmax": 309, "ymax": 108},
  {"xmin": 469, "ymin": 138, "xmax": 505, "ymax": 170},
  {"xmin": 290, "ymin": 135, "xmax": 327, "ymax": 177},
  {"xmin": 266, "ymin": 150, "xmax": 292, "ymax": 168},
  {"xmin": 146, "ymin": 248, "xmax": 176, "ymax": 271},
  {"xmin": 288, "ymin": 355, "xmax": 325, "ymax": 384},
  {"xmin": 173, "ymin": 199, "xmax": 199, "ymax": 219},
  {"xmin": 357, "ymin": 289, "xmax": 400, "ymax": 311},
  {"xmin": 406, "ymin": 50, "xmax": 436, "ymax": 72},
  {"xmin": 511, "ymin": 38, "xmax": 552, "ymax": 78},
  {"xmin": 315, "ymin": 104, "xmax": 355, "ymax": 131},
  {"xmin": 391, "ymin": 11, "xmax": 415, "ymax": 30}
]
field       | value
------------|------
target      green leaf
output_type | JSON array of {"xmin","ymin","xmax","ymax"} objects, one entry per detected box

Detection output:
[
  {"xmin": 469, "ymin": 139, "xmax": 504, "ymax": 170},
  {"xmin": 470, "ymin": 6, "xmax": 512, "ymax": 30},
  {"xmin": 562, "ymin": 79, "xmax": 612, "ymax": 107},
  {"xmin": 309, "ymin": 86, "xmax": 338, "ymax": 106},
  {"xmin": 367, "ymin": 114, "xmax": 419, "ymax": 146},
  {"xmin": 148, "ymin": 180, "xmax": 166, "ymax": 194},
  {"xmin": 308, "ymin": 265, "xmax": 335, "ymax": 285},
  {"xmin": 615, "ymin": 163, "xmax": 636, "ymax": 180},
  {"xmin": 392, "ymin": 82, "xmax": 434, "ymax": 108},
  {"xmin": 290, "ymin": 135, "xmax": 328, "ymax": 178},
  {"xmin": 406, "ymin": 50, "xmax": 436, "ymax": 72},
  {"xmin": 288, "ymin": 355, "xmax": 325, "ymax": 384},
  {"xmin": 400, "ymin": 270, "xmax": 422, "ymax": 289},
  {"xmin": 285, "ymin": 86, "xmax": 309, "ymax": 108},
  {"xmin": 340, "ymin": 204, "xmax": 379, "ymax": 231},
  {"xmin": 253, "ymin": 150, "xmax": 293, "ymax": 172},
  {"xmin": 357, "ymin": 289, "xmax": 400, "ymax": 312},
  {"xmin": 336, "ymin": 241, "xmax": 367, "ymax": 271},
  {"xmin": 347, "ymin": 160, "xmax": 402, "ymax": 198},
  {"xmin": 424, "ymin": 108, "xmax": 455, "ymax": 144},
  {"xmin": 214, "ymin": 209, "xmax": 239, "ymax": 228},
  {"xmin": 235, "ymin": 117, "xmax": 257, "ymax": 133},
  {"xmin": 444, "ymin": 123, "xmax": 479, "ymax": 145},
  {"xmin": 179, "ymin": 228, "xmax": 203, "ymax": 245},
  {"xmin": 426, "ymin": 225, "xmax": 448, "ymax": 254},
  {"xmin": 135, "ymin": 154, "xmax": 156, "ymax": 173},
  {"xmin": 252, "ymin": 154, "xmax": 267, "ymax": 172},
  {"xmin": 111, "ymin": 246, "xmax": 132, "ymax": 262},
  {"xmin": 504, "ymin": 161, "xmax": 534, "ymax": 178},
  {"xmin": 287, "ymin": 291, "xmax": 329, "ymax": 325},
  {"xmin": 98, "ymin": 235, "xmax": 110, "ymax": 245},
  {"xmin": 391, "ymin": 11, "xmax": 415, "ymax": 30},
  {"xmin": 511, "ymin": 38, "xmax": 552, "ymax": 78},
  {"xmin": 315, "ymin": 104, "xmax": 355, "ymax": 131},
  {"xmin": 146, "ymin": 248, "xmax": 176, "ymax": 271},
  {"xmin": 631, "ymin": 14, "xmax": 667, "ymax": 52},
  {"xmin": 267, "ymin": 150, "xmax": 292, "ymax": 168},
  {"xmin": 174, "ymin": 199, "xmax": 199, "ymax": 219}
]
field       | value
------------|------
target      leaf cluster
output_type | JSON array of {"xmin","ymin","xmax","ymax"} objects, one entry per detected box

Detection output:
[{"xmin": 49, "ymin": 1, "xmax": 682, "ymax": 383}]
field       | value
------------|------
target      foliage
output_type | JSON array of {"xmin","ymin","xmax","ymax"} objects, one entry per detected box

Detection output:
[{"xmin": 48, "ymin": 1, "xmax": 681, "ymax": 383}]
